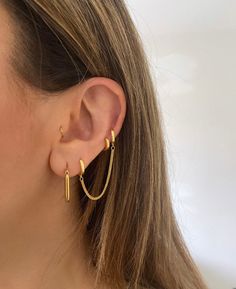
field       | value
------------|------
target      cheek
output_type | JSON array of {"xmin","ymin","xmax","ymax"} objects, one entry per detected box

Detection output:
[
  {"xmin": 0, "ymin": 81, "xmax": 45, "ymax": 223},
  {"xmin": 0, "ymin": 74, "xmax": 52, "ymax": 220},
  {"xmin": 0, "ymin": 82, "xmax": 34, "ymax": 189}
]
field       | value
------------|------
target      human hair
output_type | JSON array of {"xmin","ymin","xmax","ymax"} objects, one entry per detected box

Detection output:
[{"xmin": 2, "ymin": 1, "xmax": 208, "ymax": 289}]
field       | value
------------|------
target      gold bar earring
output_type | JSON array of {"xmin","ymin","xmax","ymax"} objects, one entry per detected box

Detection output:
[
  {"xmin": 64, "ymin": 163, "xmax": 70, "ymax": 202},
  {"xmin": 60, "ymin": 126, "xmax": 70, "ymax": 202}
]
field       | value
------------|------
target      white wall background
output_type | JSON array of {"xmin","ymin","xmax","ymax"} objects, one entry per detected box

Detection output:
[{"xmin": 126, "ymin": 1, "xmax": 236, "ymax": 289}]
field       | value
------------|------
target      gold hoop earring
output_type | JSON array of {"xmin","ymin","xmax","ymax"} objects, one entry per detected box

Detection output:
[{"xmin": 79, "ymin": 129, "xmax": 115, "ymax": 201}]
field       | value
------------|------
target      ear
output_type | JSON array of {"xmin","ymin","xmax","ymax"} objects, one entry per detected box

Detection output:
[{"xmin": 49, "ymin": 77, "xmax": 126, "ymax": 177}]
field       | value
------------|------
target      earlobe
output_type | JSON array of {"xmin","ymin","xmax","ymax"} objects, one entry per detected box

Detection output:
[{"xmin": 49, "ymin": 77, "xmax": 126, "ymax": 180}]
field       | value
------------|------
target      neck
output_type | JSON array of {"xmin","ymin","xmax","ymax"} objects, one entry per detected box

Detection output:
[{"xmin": 0, "ymin": 173, "xmax": 97, "ymax": 289}]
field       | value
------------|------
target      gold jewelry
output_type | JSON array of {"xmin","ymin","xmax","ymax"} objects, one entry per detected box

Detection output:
[
  {"xmin": 79, "ymin": 129, "xmax": 115, "ymax": 201},
  {"xmin": 64, "ymin": 163, "xmax": 70, "ymax": 202},
  {"xmin": 60, "ymin": 126, "xmax": 70, "ymax": 202},
  {"xmin": 61, "ymin": 127, "xmax": 115, "ymax": 202}
]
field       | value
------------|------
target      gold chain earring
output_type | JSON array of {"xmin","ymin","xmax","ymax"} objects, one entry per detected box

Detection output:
[
  {"xmin": 79, "ymin": 129, "xmax": 115, "ymax": 201},
  {"xmin": 59, "ymin": 126, "xmax": 115, "ymax": 202}
]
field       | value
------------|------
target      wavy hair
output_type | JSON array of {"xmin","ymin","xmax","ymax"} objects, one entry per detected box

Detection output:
[{"xmin": 3, "ymin": 1, "xmax": 208, "ymax": 289}]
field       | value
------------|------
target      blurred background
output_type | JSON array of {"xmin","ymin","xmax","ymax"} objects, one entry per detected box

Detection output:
[{"xmin": 126, "ymin": 1, "xmax": 236, "ymax": 289}]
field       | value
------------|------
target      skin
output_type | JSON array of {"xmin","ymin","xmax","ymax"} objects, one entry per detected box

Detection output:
[{"xmin": 0, "ymin": 6, "xmax": 126, "ymax": 289}]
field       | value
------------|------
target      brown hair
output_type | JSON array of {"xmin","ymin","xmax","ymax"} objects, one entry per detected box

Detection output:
[{"xmin": 3, "ymin": 1, "xmax": 208, "ymax": 289}]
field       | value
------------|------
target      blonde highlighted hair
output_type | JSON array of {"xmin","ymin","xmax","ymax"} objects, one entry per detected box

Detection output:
[{"xmin": 3, "ymin": 1, "xmax": 208, "ymax": 289}]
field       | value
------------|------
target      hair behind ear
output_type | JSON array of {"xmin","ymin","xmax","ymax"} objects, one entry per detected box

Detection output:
[{"xmin": 3, "ymin": 1, "xmax": 209, "ymax": 289}]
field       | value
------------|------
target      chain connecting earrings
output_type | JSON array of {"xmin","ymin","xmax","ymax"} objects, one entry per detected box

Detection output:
[{"xmin": 59, "ymin": 126, "xmax": 115, "ymax": 202}]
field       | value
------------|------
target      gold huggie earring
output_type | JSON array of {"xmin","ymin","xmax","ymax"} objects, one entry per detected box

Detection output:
[{"xmin": 79, "ymin": 129, "xmax": 116, "ymax": 201}]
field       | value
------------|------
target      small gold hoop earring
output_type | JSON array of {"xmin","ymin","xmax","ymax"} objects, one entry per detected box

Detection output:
[{"xmin": 79, "ymin": 129, "xmax": 115, "ymax": 201}]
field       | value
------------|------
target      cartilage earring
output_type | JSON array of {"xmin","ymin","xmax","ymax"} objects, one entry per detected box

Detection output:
[{"xmin": 79, "ymin": 129, "xmax": 115, "ymax": 201}]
